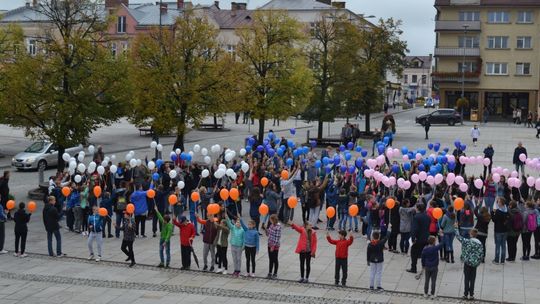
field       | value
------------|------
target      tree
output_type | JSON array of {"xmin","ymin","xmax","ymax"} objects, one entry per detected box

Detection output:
[
  {"xmin": 129, "ymin": 10, "xmax": 238, "ymax": 151},
  {"xmin": 0, "ymin": 0, "xmax": 130, "ymax": 169},
  {"xmin": 236, "ymin": 10, "xmax": 313, "ymax": 143}
]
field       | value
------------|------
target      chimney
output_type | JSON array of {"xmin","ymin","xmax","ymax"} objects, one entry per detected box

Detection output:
[
  {"xmin": 177, "ymin": 0, "xmax": 184, "ymax": 10},
  {"xmin": 105, "ymin": 0, "xmax": 129, "ymax": 8},
  {"xmin": 25, "ymin": 0, "xmax": 31, "ymax": 7},
  {"xmin": 231, "ymin": 2, "xmax": 247, "ymax": 11},
  {"xmin": 317, "ymin": 0, "xmax": 331, "ymax": 5},
  {"xmin": 160, "ymin": 2, "xmax": 167, "ymax": 14},
  {"xmin": 214, "ymin": 1, "xmax": 220, "ymax": 9},
  {"xmin": 331, "ymin": 2, "xmax": 345, "ymax": 8}
]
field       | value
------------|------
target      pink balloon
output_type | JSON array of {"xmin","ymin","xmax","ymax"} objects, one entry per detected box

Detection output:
[
  {"xmin": 459, "ymin": 156, "xmax": 467, "ymax": 164},
  {"xmin": 434, "ymin": 174, "xmax": 444, "ymax": 185},
  {"xmin": 459, "ymin": 183, "xmax": 468, "ymax": 192},
  {"xmin": 403, "ymin": 180, "xmax": 412, "ymax": 190},
  {"xmin": 364, "ymin": 169, "xmax": 372, "ymax": 177},
  {"xmin": 419, "ymin": 171, "xmax": 427, "ymax": 181},
  {"xmin": 510, "ymin": 171, "xmax": 518, "ymax": 178},
  {"xmin": 426, "ymin": 175, "xmax": 435, "ymax": 185},
  {"xmin": 519, "ymin": 153, "xmax": 527, "ymax": 162},
  {"xmin": 535, "ymin": 178, "xmax": 540, "ymax": 191},
  {"xmin": 415, "ymin": 153, "xmax": 422, "ymax": 161},
  {"xmin": 507, "ymin": 177, "xmax": 515, "ymax": 188},
  {"xmin": 447, "ymin": 155, "xmax": 455, "ymax": 163},
  {"xmin": 527, "ymin": 176, "xmax": 535, "ymax": 187},
  {"xmin": 446, "ymin": 173, "xmax": 456, "ymax": 185},
  {"xmin": 393, "ymin": 149, "xmax": 400, "ymax": 156},
  {"xmin": 502, "ymin": 169, "xmax": 510, "ymax": 177},
  {"xmin": 376, "ymin": 155, "xmax": 385, "ymax": 166},
  {"xmin": 475, "ymin": 156, "xmax": 483, "ymax": 164},
  {"xmin": 367, "ymin": 159, "xmax": 376, "ymax": 169},
  {"xmin": 402, "ymin": 155, "xmax": 409, "ymax": 161},
  {"xmin": 411, "ymin": 174, "xmax": 419, "ymax": 183},
  {"xmin": 455, "ymin": 175, "xmax": 464, "ymax": 185},
  {"xmin": 386, "ymin": 148, "xmax": 394, "ymax": 158},
  {"xmin": 483, "ymin": 158, "xmax": 491, "ymax": 167},
  {"xmin": 388, "ymin": 176, "xmax": 396, "ymax": 186},
  {"xmin": 492, "ymin": 173, "xmax": 501, "ymax": 183},
  {"xmin": 397, "ymin": 178, "xmax": 405, "ymax": 188},
  {"xmin": 474, "ymin": 178, "xmax": 483, "ymax": 190},
  {"xmin": 515, "ymin": 178, "xmax": 522, "ymax": 188}
]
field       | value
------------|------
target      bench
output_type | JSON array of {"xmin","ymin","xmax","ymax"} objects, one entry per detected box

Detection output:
[
  {"xmin": 309, "ymin": 138, "xmax": 343, "ymax": 147},
  {"xmin": 198, "ymin": 123, "xmax": 224, "ymax": 130},
  {"xmin": 138, "ymin": 127, "xmax": 153, "ymax": 136}
]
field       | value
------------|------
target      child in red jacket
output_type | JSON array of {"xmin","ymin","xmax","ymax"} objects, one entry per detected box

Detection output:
[
  {"xmin": 173, "ymin": 215, "xmax": 195, "ymax": 270},
  {"xmin": 290, "ymin": 220, "xmax": 317, "ymax": 283},
  {"xmin": 327, "ymin": 230, "xmax": 354, "ymax": 286}
]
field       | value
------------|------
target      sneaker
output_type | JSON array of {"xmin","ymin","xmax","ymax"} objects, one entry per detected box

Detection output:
[
  {"xmin": 95, "ymin": 256, "xmax": 101, "ymax": 262},
  {"xmin": 462, "ymin": 295, "xmax": 468, "ymax": 300},
  {"xmin": 88, "ymin": 254, "xmax": 94, "ymax": 260},
  {"xmin": 129, "ymin": 262, "xmax": 136, "ymax": 267},
  {"xmin": 215, "ymin": 268, "xmax": 223, "ymax": 273},
  {"xmin": 158, "ymin": 263, "xmax": 164, "ymax": 268},
  {"xmin": 244, "ymin": 272, "xmax": 251, "ymax": 277},
  {"xmin": 531, "ymin": 255, "xmax": 540, "ymax": 260},
  {"xmin": 0, "ymin": 250, "xmax": 8, "ymax": 254},
  {"xmin": 153, "ymin": 233, "xmax": 157, "ymax": 237},
  {"xmin": 266, "ymin": 273, "xmax": 272, "ymax": 279},
  {"xmin": 222, "ymin": 270, "xmax": 227, "ymax": 275},
  {"xmin": 469, "ymin": 296, "xmax": 475, "ymax": 301},
  {"xmin": 209, "ymin": 266, "xmax": 215, "ymax": 272},
  {"xmin": 272, "ymin": 274, "xmax": 277, "ymax": 279},
  {"xmin": 335, "ymin": 282, "xmax": 339, "ymax": 286},
  {"xmin": 165, "ymin": 264, "xmax": 170, "ymax": 268},
  {"xmin": 298, "ymin": 278, "xmax": 305, "ymax": 283},
  {"xmin": 13, "ymin": 253, "xmax": 19, "ymax": 257},
  {"xmin": 57, "ymin": 253, "xmax": 66, "ymax": 258},
  {"xmin": 406, "ymin": 269, "xmax": 417, "ymax": 274},
  {"xmin": 141, "ymin": 235, "xmax": 147, "ymax": 238},
  {"xmin": 203, "ymin": 265, "xmax": 208, "ymax": 271},
  {"xmin": 370, "ymin": 286, "xmax": 374, "ymax": 290},
  {"xmin": 376, "ymin": 287, "xmax": 384, "ymax": 291},
  {"xmin": 430, "ymin": 295, "xmax": 437, "ymax": 299},
  {"xmin": 20, "ymin": 253, "xmax": 28, "ymax": 258},
  {"xmin": 304, "ymin": 278, "xmax": 309, "ymax": 283},
  {"xmin": 423, "ymin": 294, "xmax": 429, "ymax": 298},
  {"xmin": 249, "ymin": 273, "xmax": 255, "ymax": 278},
  {"xmin": 492, "ymin": 260, "xmax": 499, "ymax": 265},
  {"xmin": 108, "ymin": 234, "xmax": 114, "ymax": 238},
  {"xmin": 520, "ymin": 256, "xmax": 530, "ymax": 261}
]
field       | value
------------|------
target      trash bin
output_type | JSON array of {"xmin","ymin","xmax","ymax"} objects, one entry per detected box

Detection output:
[{"xmin": 470, "ymin": 109, "xmax": 478, "ymax": 122}]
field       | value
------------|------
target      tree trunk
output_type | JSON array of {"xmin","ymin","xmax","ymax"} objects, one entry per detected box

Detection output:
[
  {"xmin": 57, "ymin": 145, "xmax": 66, "ymax": 174},
  {"xmin": 317, "ymin": 120, "xmax": 323, "ymax": 140},
  {"xmin": 258, "ymin": 116, "xmax": 265, "ymax": 145},
  {"xmin": 174, "ymin": 103, "xmax": 187, "ymax": 151},
  {"xmin": 213, "ymin": 114, "xmax": 218, "ymax": 128},
  {"xmin": 365, "ymin": 113, "xmax": 371, "ymax": 133}
]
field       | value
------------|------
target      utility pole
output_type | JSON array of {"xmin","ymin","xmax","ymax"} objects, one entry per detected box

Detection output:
[{"xmin": 460, "ymin": 24, "xmax": 469, "ymax": 125}]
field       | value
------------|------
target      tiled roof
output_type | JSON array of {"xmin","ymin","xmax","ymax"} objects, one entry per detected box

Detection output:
[
  {"xmin": 0, "ymin": 5, "xmax": 51, "ymax": 22},
  {"xmin": 405, "ymin": 56, "xmax": 432, "ymax": 70},
  {"xmin": 127, "ymin": 3, "xmax": 183, "ymax": 26},
  {"xmin": 209, "ymin": 9, "xmax": 253, "ymax": 29},
  {"xmin": 259, "ymin": 0, "xmax": 334, "ymax": 10},
  {"xmin": 435, "ymin": 0, "xmax": 540, "ymax": 6}
]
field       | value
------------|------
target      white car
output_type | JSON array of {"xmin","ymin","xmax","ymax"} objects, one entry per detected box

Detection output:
[{"xmin": 12, "ymin": 141, "xmax": 83, "ymax": 171}]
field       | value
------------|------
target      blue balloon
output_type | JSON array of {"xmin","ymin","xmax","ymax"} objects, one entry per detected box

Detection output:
[
  {"xmin": 325, "ymin": 166, "xmax": 332, "ymax": 174},
  {"xmin": 361, "ymin": 150, "xmax": 368, "ymax": 157},
  {"xmin": 315, "ymin": 160, "xmax": 322, "ymax": 168},
  {"xmin": 301, "ymin": 159, "xmax": 308, "ymax": 165},
  {"xmin": 401, "ymin": 147, "xmax": 408, "ymax": 155},
  {"xmin": 448, "ymin": 161, "xmax": 456, "ymax": 171},
  {"xmin": 310, "ymin": 140, "xmax": 317, "ymax": 148},
  {"xmin": 180, "ymin": 153, "xmax": 186, "ymax": 160},
  {"xmin": 345, "ymin": 152, "xmax": 352, "ymax": 161},
  {"xmin": 267, "ymin": 149, "xmax": 275, "ymax": 157},
  {"xmin": 286, "ymin": 158, "xmax": 294, "ymax": 167},
  {"xmin": 429, "ymin": 167, "xmax": 437, "ymax": 176},
  {"xmin": 443, "ymin": 147, "xmax": 449, "ymax": 153},
  {"xmin": 423, "ymin": 159, "xmax": 430, "ymax": 167},
  {"xmin": 348, "ymin": 165, "xmax": 355, "ymax": 174},
  {"xmin": 355, "ymin": 158, "xmax": 363, "ymax": 168},
  {"xmin": 441, "ymin": 156, "xmax": 448, "ymax": 164},
  {"xmin": 428, "ymin": 143, "xmax": 434, "ymax": 150},
  {"xmin": 434, "ymin": 142, "xmax": 440, "ymax": 152},
  {"xmin": 287, "ymin": 140, "xmax": 294, "ymax": 148},
  {"xmin": 277, "ymin": 148, "xmax": 284, "ymax": 157},
  {"xmin": 377, "ymin": 145, "xmax": 385, "ymax": 155},
  {"xmin": 293, "ymin": 149, "xmax": 299, "ymax": 158},
  {"xmin": 156, "ymin": 159, "xmax": 163, "ymax": 168},
  {"xmin": 347, "ymin": 142, "xmax": 354, "ymax": 150},
  {"xmin": 460, "ymin": 144, "xmax": 467, "ymax": 151},
  {"xmin": 403, "ymin": 162, "xmax": 411, "ymax": 171},
  {"xmin": 263, "ymin": 139, "xmax": 269, "ymax": 146},
  {"xmin": 355, "ymin": 146, "xmax": 362, "ymax": 152},
  {"xmin": 256, "ymin": 145, "xmax": 264, "ymax": 152},
  {"xmin": 454, "ymin": 140, "xmax": 461, "ymax": 148},
  {"xmin": 339, "ymin": 145, "xmax": 345, "ymax": 152},
  {"xmin": 248, "ymin": 137, "xmax": 256, "ymax": 146},
  {"xmin": 246, "ymin": 146, "xmax": 252, "ymax": 153},
  {"xmin": 418, "ymin": 164, "xmax": 425, "ymax": 172},
  {"xmin": 340, "ymin": 165, "xmax": 347, "ymax": 173},
  {"xmin": 303, "ymin": 146, "xmax": 310, "ymax": 154},
  {"xmin": 152, "ymin": 173, "xmax": 159, "ymax": 181},
  {"xmin": 268, "ymin": 132, "xmax": 274, "ymax": 139},
  {"xmin": 186, "ymin": 154, "xmax": 192, "ymax": 161},
  {"xmin": 171, "ymin": 154, "xmax": 177, "ymax": 161},
  {"xmin": 290, "ymin": 128, "xmax": 296, "ymax": 135},
  {"xmin": 274, "ymin": 138, "xmax": 281, "ymax": 145},
  {"xmin": 383, "ymin": 137, "xmax": 389, "ymax": 144},
  {"xmin": 333, "ymin": 155, "xmax": 341, "ymax": 166},
  {"xmin": 419, "ymin": 149, "xmax": 427, "ymax": 156},
  {"xmin": 322, "ymin": 157, "xmax": 329, "ymax": 166},
  {"xmin": 392, "ymin": 164, "xmax": 399, "ymax": 174}
]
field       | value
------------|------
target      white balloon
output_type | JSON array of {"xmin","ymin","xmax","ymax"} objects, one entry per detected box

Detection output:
[
  {"xmin": 125, "ymin": 153, "xmax": 132, "ymax": 161},
  {"xmin": 214, "ymin": 170, "xmax": 221, "ymax": 179},
  {"xmin": 175, "ymin": 148, "xmax": 181, "ymax": 155},
  {"xmin": 148, "ymin": 161, "xmax": 156, "ymax": 170},
  {"xmin": 169, "ymin": 170, "xmax": 177, "ymax": 179},
  {"xmin": 240, "ymin": 149, "xmax": 246, "ymax": 156},
  {"xmin": 193, "ymin": 145, "xmax": 201, "ymax": 153},
  {"xmin": 74, "ymin": 175, "xmax": 82, "ymax": 183},
  {"xmin": 87, "ymin": 166, "xmax": 95, "ymax": 174},
  {"xmin": 189, "ymin": 151, "xmax": 194, "ymax": 158},
  {"xmin": 77, "ymin": 163, "xmax": 86, "ymax": 173},
  {"xmin": 129, "ymin": 151, "xmax": 135, "ymax": 155},
  {"xmin": 101, "ymin": 160, "xmax": 108, "ymax": 167},
  {"xmin": 201, "ymin": 148, "xmax": 208, "ymax": 156},
  {"xmin": 204, "ymin": 156, "xmax": 211, "ymax": 164},
  {"xmin": 170, "ymin": 151, "xmax": 176, "ymax": 157},
  {"xmin": 201, "ymin": 169, "xmax": 210, "ymax": 178},
  {"xmin": 111, "ymin": 154, "xmax": 116, "ymax": 161},
  {"xmin": 88, "ymin": 145, "xmax": 95, "ymax": 154},
  {"xmin": 88, "ymin": 161, "xmax": 97, "ymax": 169},
  {"xmin": 103, "ymin": 156, "xmax": 110, "ymax": 163},
  {"xmin": 70, "ymin": 157, "xmax": 76, "ymax": 163},
  {"xmin": 157, "ymin": 144, "xmax": 163, "ymax": 152},
  {"xmin": 129, "ymin": 159, "xmax": 137, "ymax": 167},
  {"xmin": 177, "ymin": 181, "xmax": 185, "ymax": 189},
  {"xmin": 150, "ymin": 141, "xmax": 157, "ymax": 149},
  {"xmin": 79, "ymin": 151, "xmax": 85, "ymax": 158},
  {"xmin": 69, "ymin": 161, "xmax": 77, "ymax": 170},
  {"xmin": 62, "ymin": 153, "xmax": 70, "ymax": 162},
  {"xmin": 216, "ymin": 169, "xmax": 226, "ymax": 178},
  {"xmin": 218, "ymin": 164, "xmax": 226, "ymax": 170},
  {"xmin": 97, "ymin": 166, "xmax": 105, "ymax": 175},
  {"xmin": 241, "ymin": 162, "xmax": 249, "ymax": 173},
  {"xmin": 136, "ymin": 159, "xmax": 142, "ymax": 167},
  {"xmin": 77, "ymin": 154, "xmax": 84, "ymax": 162},
  {"xmin": 225, "ymin": 153, "xmax": 233, "ymax": 162},
  {"xmin": 110, "ymin": 165, "xmax": 118, "ymax": 174},
  {"xmin": 68, "ymin": 168, "xmax": 75, "ymax": 175},
  {"xmin": 230, "ymin": 172, "xmax": 237, "ymax": 180},
  {"xmin": 226, "ymin": 168, "xmax": 235, "ymax": 177}
]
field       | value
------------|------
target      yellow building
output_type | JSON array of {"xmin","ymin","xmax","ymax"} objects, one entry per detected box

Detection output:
[{"xmin": 434, "ymin": 0, "xmax": 540, "ymax": 121}]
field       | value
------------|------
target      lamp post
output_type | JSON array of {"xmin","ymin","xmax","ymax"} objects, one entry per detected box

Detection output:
[{"xmin": 460, "ymin": 24, "xmax": 469, "ymax": 125}]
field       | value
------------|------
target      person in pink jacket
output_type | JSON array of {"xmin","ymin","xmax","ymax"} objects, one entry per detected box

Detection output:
[{"xmin": 289, "ymin": 220, "xmax": 317, "ymax": 283}]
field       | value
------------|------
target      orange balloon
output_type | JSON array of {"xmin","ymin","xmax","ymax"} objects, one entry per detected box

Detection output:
[
  {"xmin": 220, "ymin": 189, "xmax": 229, "ymax": 201},
  {"xmin": 61, "ymin": 187, "xmax": 71, "ymax": 197},
  {"xmin": 229, "ymin": 188, "xmax": 240, "ymax": 201},
  {"xmin": 126, "ymin": 203, "xmax": 135, "ymax": 214},
  {"xmin": 287, "ymin": 196, "xmax": 298, "ymax": 209},
  {"xmin": 454, "ymin": 198, "xmax": 465, "ymax": 211},
  {"xmin": 27, "ymin": 201, "xmax": 36, "ymax": 213},
  {"xmin": 147, "ymin": 189, "xmax": 156, "ymax": 199},
  {"xmin": 168, "ymin": 194, "xmax": 178, "ymax": 205},
  {"xmin": 6, "ymin": 200, "xmax": 15, "ymax": 210},
  {"xmin": 326, "ymin": 206, "xmax": 336, "ymax": 218},
  {"xmin": 93, "ymin": 186, "xmax": 102, "ymax": 198},
  {"xmin": 261, "ymin": 177, "xmax": 269, "ymax": 187},
  {"xmin": 207, "ymin": 203, "xmax": 220, "ymax": 215},
  {"xmin": 349, "ymin": 205, "xmax": 359, "ymax": 217},
  {"xmin": 386, "ymin": 198, "xmax": 396, "ymax": 209},
  {"xmin": 259, "ymin": 203, "xmax": 269, "ymax": 216},
  {"xmin": 433, "ymin": 207, "xmax": 443, "ymax": 220},
  {"xmin": 98, "ymin": 207, "xmax": 108, "ymax": 217},
  {"xmin": 191, "ymin": 191, "xmax": 200, "ymax": 202},
  {"xmin": 281, "ymin": 170, "xmax": 289, "ymax": 180}
]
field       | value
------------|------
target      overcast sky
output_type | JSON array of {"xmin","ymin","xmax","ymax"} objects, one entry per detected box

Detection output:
[{"xmin": 1, "ymin": 0, "xmax": 436, "ymax": 55}]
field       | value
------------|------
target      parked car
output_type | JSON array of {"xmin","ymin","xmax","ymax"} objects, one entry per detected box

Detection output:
[
  {"xmin": 415, "ymin": 109, "xmax": 461, "ymax": 126},
  {"xmin": 12, "ymin": 141, "xmax": 83, "ymax": 171}
]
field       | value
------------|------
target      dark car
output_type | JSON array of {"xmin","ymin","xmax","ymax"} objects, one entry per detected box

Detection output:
[{"xmin": 415, "ymin": 109, "xmax": 461, "ymax": 126}]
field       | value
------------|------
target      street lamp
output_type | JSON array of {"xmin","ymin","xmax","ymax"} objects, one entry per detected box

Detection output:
[{"xmin": 460, "ymin": 24, "xmax": 469, "ymax": 125}]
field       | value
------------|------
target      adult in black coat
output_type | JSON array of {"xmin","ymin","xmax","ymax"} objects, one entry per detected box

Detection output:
[
  {"xmin": 43, "ymin": 196, "xmax": 63, "ymax": 257},
  {"xmin": 407, "ymin": 203, "xmax": 430, "ymax": 273},
  {"xmin": 512, "ymin": 142, "xmax": 527, "ymax": 175}
]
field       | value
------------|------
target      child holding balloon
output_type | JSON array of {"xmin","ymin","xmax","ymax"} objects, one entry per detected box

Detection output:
[
  {"xmin": 87, "ymin": 206, "xmax": 104, "ymax": 262},
  {"xmin": 13, "ymin": 202, "xmax": 32, "ymax": 257}
]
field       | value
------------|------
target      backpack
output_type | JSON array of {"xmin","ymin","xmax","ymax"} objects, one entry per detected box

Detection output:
[
  {"xmin": 117, "ymin": 196, "xmax": 127, "ymax": 211},
  {"xmin": 512, "ymin": 212, "xmax": 523, "ymax": 231},
  {"xmin": 527, "ymin": 212, "xmax": 538, "ymax": 232}
]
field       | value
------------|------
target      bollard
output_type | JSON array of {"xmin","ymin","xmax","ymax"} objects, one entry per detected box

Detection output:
[{"xmin": 38, "ymin": 166, "xmax": 44, "ymax": 184}]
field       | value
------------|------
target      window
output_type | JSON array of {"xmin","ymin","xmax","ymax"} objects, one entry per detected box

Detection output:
[
  {"xmin": 121, "ymin": 42, "xmax": 128, "ymax": 53},
  {"xmin": 117, "ymin": 16, "xmax": 126, "ymax": 33},
  {"xmin": 516, "ymin": 63, "xmax": 531, "ymax": 75},
  {"xmin": 517, "ymin": 36, "xmax": 532, "ymax": 49},
  {"xmin": 412, "ymin": 75, "xmax": 418, "ymax": 83},
  {"xmin": 488, "ymin": 11, "xmax": 510, "ymax": 23},
  {"xmin": 421, "ymin": 75, "xmax": 427, "ymax": 84},
  {"xmin": 486, "ymin": 63, "xmax": 508, "ymax": 75},
  {"xmin": 111, "ymin": 42, "xmax": 117, "ymax": 57},
  {"xmin": 27, "ymin": 39, "xmax": 36, "ymax": 56},
  {"xmin": 487, "ymin": 36, "xmax": 509, "ymax": 49},
  {"xmin": 517, "ymin": 11, "xmax": 533, "ymax": 23},
  {"xmin": 459, "ymin": 11, "xmax": 480, "ymax": 21},
  {"xmin": 403, "ymin": 75, "xmax": 408, "ymax": 84},
  {"xmin": 458, "ymin": 36, "xmax": 479, "ymax": 48},
  {"xmin": 309, "ymin": 22, "xmax": 318, "ymax": 38},
  {"xmin": 458, "ymin": 62, "xmax": 478, "ymax": 73}
]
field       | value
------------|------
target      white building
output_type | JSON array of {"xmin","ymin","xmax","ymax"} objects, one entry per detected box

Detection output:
[{"xmin": 401, "ymin": 55, "xmax": 433, "ymax": 102}]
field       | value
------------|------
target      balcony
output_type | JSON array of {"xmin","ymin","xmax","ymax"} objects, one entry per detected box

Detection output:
[
  {"xmin": 435, "ymin": 21, "xmax": 481, "ymax": 32},
  {"xmin": 432, "ymin": 71, "xmax": 480, "ymax": 84},
  {"xmin": 434, "ymin": 47, "xmax": 480, "ymax": 57}
]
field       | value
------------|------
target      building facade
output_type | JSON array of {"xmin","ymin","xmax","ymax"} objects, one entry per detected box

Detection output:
[
  {"xmin": 433, "ymin": 0, "xmax": 540, "ymax": 121},
  {"xmin": 401, "ymin": 55, "xmax": 433, "ymax": 103}
]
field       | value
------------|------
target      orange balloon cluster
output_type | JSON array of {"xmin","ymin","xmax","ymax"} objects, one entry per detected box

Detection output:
[
  {"xmin": 6, "ymin": 200, "xmax": 15, "ymax": 210},
  {"xmin": 93, "ymin": 186, "xmax": 102, "ymax": 198},
  {"xmin": 454, "ymin": 198, "xmax": 465, "ymax": 211},
  {"xmin": 98, "ymin": 207, "xmax": 108, "ymax": 217},
  {"xmin": 220, "ymin": 189, "xmax": 229, "ymax": 201},
  {"xmin": 168, "ymin": 194, "xmax": 178, "ymax": 205},
  {"xmin": 191, "ymin": 191, "xmax": 200, "ymax": 202},
  {"xmin": 281, "ymin": 170, "xmax": 289, "ymax": 180},
  {"xmin": 207, "ymin": 203, "xmax": 220, "ymax": 215},
  {"xmin": 259, "ymin": 203, "xmax": 269, "ymax": 215},
  {"xmin": 261, "ymin": 177, "xmax": 269, "ymax": 187},
  {"xmin": 349, "ymin": 205, "xmax": 359, "ymax": 217},
  {"xmin": 229, "ymin": 188, "xmax": 240, "ymax": 201},
  {"xmin": 147, "ymin": 189, "xmax": 156, "ymax": 199},
  {"xmin": 27, "ymin": 201, "xmax": 36, "ymax": 213},
  {"xmin": 432, "ymin": 207, "xmax": 443, "ymax": 220},
  {"xmin": 287, "ymin": 196, "xmax": 298, "ymax": 209},
  {"xmin": 386, "ymin": 198, "xmax": 396, "ymax": 209},
  {"xmin": 326, "ymin": 206, "xmax": 336, "ymax": 218},
  {"xmin": 61, "ymin": 187, "xmax": 71, "ymax": 197},
  {"xmin": 126, "ymin": 203, "xmax": 135, "ymax": 214}
]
